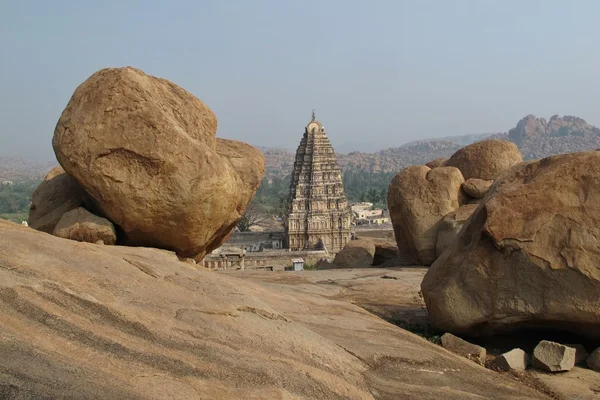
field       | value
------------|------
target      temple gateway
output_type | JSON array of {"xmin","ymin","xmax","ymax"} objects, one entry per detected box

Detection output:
[{"xmin": 284, "ymin": 112, "xmax": 353, "ymax": 252}]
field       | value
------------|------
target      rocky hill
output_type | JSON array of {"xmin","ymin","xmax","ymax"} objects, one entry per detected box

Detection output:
[
  {"xmin": 0, "ymin": 157, "xmax": 55, "ymax": 182},
  {"xmin": 493, "ymin": 114, "xmax": 600, "ymax": 159},
  {"xmin": 262, "ymin": 115, "xmax": 600, "ymax": 178}
]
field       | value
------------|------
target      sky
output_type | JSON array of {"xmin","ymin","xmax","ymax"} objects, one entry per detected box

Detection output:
[{"xmin": 1, "ymin": 0, "xmax": 599, "ymax": 160}]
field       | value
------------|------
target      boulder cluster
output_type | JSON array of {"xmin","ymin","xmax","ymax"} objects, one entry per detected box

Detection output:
[
  {"xmin": 29, "ymin": 67, "xmax": 265, "ymax": 260},
  {"xmin": 388, "ymin": 140, "xmax": 600, "ymax": 343},
  {"xmin": 442, "ymin": 335, "xmax": 600, "ymax": 374},
  {"xmin": 387, "ymin": 139, "xmax": 521, "ymax": 266}
]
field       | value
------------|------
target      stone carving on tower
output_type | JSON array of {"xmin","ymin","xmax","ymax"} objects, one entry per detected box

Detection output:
[{"xmin": 285, "ymin": 112, "xmax": 352, "ymax": 252}]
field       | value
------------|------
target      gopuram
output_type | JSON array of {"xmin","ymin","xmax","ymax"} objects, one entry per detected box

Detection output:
[{"xmin": 285, "ymin": 111, "xmax": 352, "ymax": 252}]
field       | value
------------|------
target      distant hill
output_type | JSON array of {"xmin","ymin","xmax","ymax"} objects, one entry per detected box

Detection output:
[
  {"xmin": 492, "ymin": 114, "xmax": 600, "ymax": 160},
  {"xmin": 260, "ymin": 115, "xmax": 600, "ymax": 179},
  {"xmin": 4, "ymin": 115, "xmax": 599, "ymax": 183},
  {"xmin": 0, "ymin": 157, "xmax": 55, "ymax": 182}
]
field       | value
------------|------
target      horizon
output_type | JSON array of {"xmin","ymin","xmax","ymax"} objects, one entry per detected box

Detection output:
[{"xmin": 2, "ymin": 1, "xmax": 599, "ymax": 161}]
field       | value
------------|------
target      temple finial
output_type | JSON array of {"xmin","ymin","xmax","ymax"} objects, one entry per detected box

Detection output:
[{"xmin": 311, "ymin": 109, "xmax": 316, "ymax": 121}]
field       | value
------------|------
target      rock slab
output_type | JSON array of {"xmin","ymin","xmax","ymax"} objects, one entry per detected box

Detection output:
[
  {"xmin": 531, "ymin": 341, "xmax": 575, "ymax": 372},
  {"xmin": 440, "ymin": 333, "xmax": 486, "ymax": 365},
  {"xmin": 0, "ymin": 219, "xmax": 546, "ymax": 400},
  {"xmin": 53, "ymin": 207, "xmax": 117, "ymax": 245},
  {"xmin": 422, "ymin": 151, "xmax": 600, "ymax": 339},
  {"xmin": 52, "ymin": 67, "xmax": 265, "ymax": 259},
  {"xmin": 488, "ymin": 348, "xmax": 529, "ymax": 371},
  {"xmin": 387, "ymin": 166, "xmax": 464, "ymax": 265}
]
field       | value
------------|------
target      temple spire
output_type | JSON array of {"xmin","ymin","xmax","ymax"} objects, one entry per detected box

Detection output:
[{"xmin": 311, "ymin": 109, "xmax": 316, "ymax": 121}]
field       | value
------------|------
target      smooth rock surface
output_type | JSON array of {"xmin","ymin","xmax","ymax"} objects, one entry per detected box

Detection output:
[
  {"xmin": 488, "ymin": 348, "xmax": 529, "ymax": 371},
  {"xmin": 445, "ymin": 139, "xmax": 522, "ymax": 180},
  {"xmin": 422, "ymin": 152, "xmax": 600, "ymax": 339},
  {"xmin": 52, "ymin": 67, "xmax": 264, "ymax": 259},
  {"xmin": 387, "ymin": 165, "xmax": 465, "ymax": 265},
  {"xmin": 532, "ymin": 341, "xmax": 576, "ymax": 372},
  {"xmin": 440, "ymin": 333, "xmax": 486, "ymax": 365},
  {"xmin": 333, "ymin": 239, "xmax": 376, "ymax": 268},
  {"xmin": 461, "ymin": 178, "xmax": 493, "ymax": 199},
  {"xmin": 0, "ymin": 220, "xmax": 546, "ymax": 400},
  {"xmin": 28, "ymin": 165, "xmax": 90, "ymax": 233},
  {"xmin": 53, "ymin": 207, "xmax": 117, "ymax": 245}
]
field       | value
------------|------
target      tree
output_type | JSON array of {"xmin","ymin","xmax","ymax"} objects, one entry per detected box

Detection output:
[{"xmin": 236, "ymin": 205, "xmax": 269, "ymax": 232}]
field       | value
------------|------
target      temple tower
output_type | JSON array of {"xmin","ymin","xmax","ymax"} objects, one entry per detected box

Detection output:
[{"xmin": 285, "ymin": 112, "xmax": 352, "ymax": 252}]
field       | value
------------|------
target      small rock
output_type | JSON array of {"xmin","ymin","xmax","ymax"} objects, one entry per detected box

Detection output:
[
  {"xmin": 441, "ymin": 333, "xmax": 486, "ymax": 365},
  {"xmin": 565, "ymin": 344, "xmax": 589, "ymax": 365},
  {"xmin": 488, "ymin": 348, "xmax": 529, "ymax": 371},
  {"xmin": 586, "ymin": 347, "xmax": 600, "ymax": 372},
  {"xmin": 461, "ymin": 178, "xmax": 493, "ymax": 199},
  {"xmin": 531, "ymin": 340, "xmax": 575, "ymax": 372},
  {"xmin": 95, "ymin": 240, "xmax": 105, "ymax": 245}
]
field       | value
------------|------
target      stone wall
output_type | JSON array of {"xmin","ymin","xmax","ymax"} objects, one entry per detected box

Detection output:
[{"xmin": 201, "ymin": 249, "xmax": 329, "ymax": 271}]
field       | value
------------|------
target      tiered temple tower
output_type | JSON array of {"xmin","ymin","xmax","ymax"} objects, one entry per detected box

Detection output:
[{"xmin": 285, "ymin": 112, "xmax": 352, "ymax": 252}]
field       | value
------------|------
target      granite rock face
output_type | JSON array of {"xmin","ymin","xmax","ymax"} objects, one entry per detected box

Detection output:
[
  {"xmin": 422, "ymin": 151, "xmax": 600, "ymax": 339},
  {"xmin": 388, "ymin": 166, "xmax": 465, "ymax": 265},
  {"xmin": 52, "ymin": 67, "xmax": 264, "ymax": 259}
]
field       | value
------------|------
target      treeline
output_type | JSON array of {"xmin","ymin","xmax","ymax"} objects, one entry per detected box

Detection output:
[
  {"xmin": 342, "ymin": 170, "xmax": 396, "ymax": 206},
  {"xmin": 249, "ymin": 170, "xmax": 396, "ymax": 216},
  {"xmin": 0, "ymin": 179, "xmax": 40, "ymax": 222}
]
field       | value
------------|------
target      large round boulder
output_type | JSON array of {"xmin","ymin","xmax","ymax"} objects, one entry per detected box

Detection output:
[
  {"xmin": 52, "ymin": 67, "xmax": 265, "ymax": 259},
  {"xmin": 28, "ymin": 166, "xmax": 91, "ymax": 233},
  {"xmin": 422, "ymin": 151, "xmax": 600, "ymax": 339},
  {"xmin": 387, "ymin": 166, "xmax": 465, "ymax": 265},
  {"xmin": 445, "ymin": 139, "xmax": 522, "ymax": 180}
]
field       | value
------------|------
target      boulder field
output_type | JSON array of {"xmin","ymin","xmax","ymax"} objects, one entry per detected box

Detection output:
[
  {"xmin": 0, "ymin": 220, "xmax": 546, "ymax": 399},
  {"xmin": 33, "ymin": 67, "xmax": 265, "ymax": 260},
  {"xmin": 387, "ymin": 139, "xmax": 523, "ymax": 267}
]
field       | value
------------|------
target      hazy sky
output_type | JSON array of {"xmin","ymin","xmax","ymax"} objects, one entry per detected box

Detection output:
[{"xmin": 2, "ymin": 0, "xmax": 599, "ymax": 160}]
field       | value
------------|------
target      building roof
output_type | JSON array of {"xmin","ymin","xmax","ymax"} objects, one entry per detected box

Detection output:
[{"xmin": 291, "ymin": 258, "xmax": 305, "ymax": 263}]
